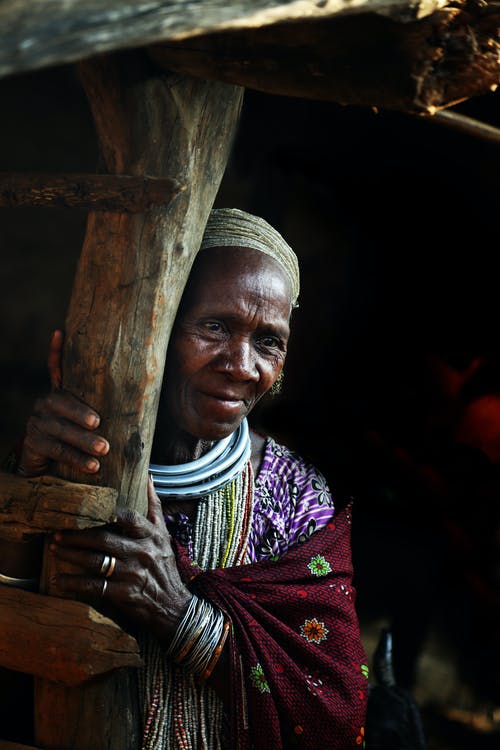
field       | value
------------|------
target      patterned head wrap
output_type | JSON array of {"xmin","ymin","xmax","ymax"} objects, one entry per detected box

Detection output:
[{"xmin": 200, "ymin": 208, "xmax": 300, "ymax": 307}]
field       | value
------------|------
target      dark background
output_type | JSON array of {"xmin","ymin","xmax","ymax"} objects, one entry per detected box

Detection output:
[{"xmin": 1, "ymin": 62, "xmax": 499, "ymax": 748}]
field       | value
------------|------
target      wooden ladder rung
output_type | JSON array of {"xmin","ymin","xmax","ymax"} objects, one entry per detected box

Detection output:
[
  {"xmin": 0, "ymin": 173, "xmax": 185, "ymax": 211},
  {"xmin": 0, "ymin": 586, "xmax": 142, "ymax": 685},
  {"xmin": 0, "ymin": 471, "xmax": 117, "ymax": 540}
]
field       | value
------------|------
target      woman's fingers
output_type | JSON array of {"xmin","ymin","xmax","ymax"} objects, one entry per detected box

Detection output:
[
  {"xmin": 32, "ymin": 411, "xmax": 108, "ymax": 457},
  {"xmin": 50, "ymin": 500, "xmax": 185, "ymax": 637},
  {"xmin": 105, "ymin": 480, "xmax": 167, "ymax": 540},
  {"xmin": 37, "ymin": 390, "xmax": 102, "ymax": 431},
  {"xmin": 50, "ymin": 544, "xmax": 118, "ymax": 578},
  {"xmin": 147, "ymin": 475, "xmax": 166, "ymax": 528},
  {"xmin": 22, "ymin": 416, "xmax": 108, "ymax": 475},
  {"xmin": 52, "ymin": 526, "xmax": 124, "ymax": 555},
  {"xmin": 18, "ymin": 390, "xmax": 109, "ymax": 476},
  {"xmin": 54, "ymin": 571, "xmax": 111, "ymax": 602}
]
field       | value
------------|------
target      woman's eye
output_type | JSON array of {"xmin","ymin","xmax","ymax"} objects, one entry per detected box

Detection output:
[
  {"xmin": 260, "ymin": 335, "xmax": 282, "ymax": 350},
  {"xmin": 203, "ymin": 321, "xmax": 223, "ymax": 334}
]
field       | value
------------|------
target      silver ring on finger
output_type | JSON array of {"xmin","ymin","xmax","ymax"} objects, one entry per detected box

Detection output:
[
  {"xmin": 105, "ymin": 555, "xmax": 117, "ymax": 579},
  {"xmin": 101, "ymin": 579, "xmax": 108, "ymax": 598},
  {"xmin": 99, "ymin": 554, "xmax": 112, "ymax": 576}
]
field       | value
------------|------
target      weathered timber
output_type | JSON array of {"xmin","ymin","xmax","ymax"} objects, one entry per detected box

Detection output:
[
  {"xmin": 0, "ymin": 0, "xmax": 446, "ymax": 80},
  {"xmin": 148, "ymin": 5, "xmax": 500, "ymax": 112},
  {"xmin": 0, "ymin": 472, "xmax": 117, "ymax": 540},
  {"xmin": 0, "ymin": 1, "xmax": 499, "ymax": 112},
  {"xmin": 33, "ymin": 50, "xmax": 243, "ymax": 750},
  {"xmin": 0, "ymin": 587, "xmax": 142, "ymax": 685},
  {"xmin": 0, "ymin": 173, "xmax": 184, "ymax": 211},
  {"xmin": 0, "ymin": 743, "xmax": 41, "ymax": 750},
  {"xmin": 431, "ymin": 108, "xmax": 500, "ymax": 145}
]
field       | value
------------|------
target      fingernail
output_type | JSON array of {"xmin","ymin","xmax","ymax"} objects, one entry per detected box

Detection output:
[
  {"xmin": 86, "ymin": 414, "xmax": 99, "ymax": 428},
  {"xmin": 93, "ymin": 439, "xmax": 109, "ymax": 455},
  {"xmin": 86, "ymin": 458, "xmax": 100, "ymax": 472}
]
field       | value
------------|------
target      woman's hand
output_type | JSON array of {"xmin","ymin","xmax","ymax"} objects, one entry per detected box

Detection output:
[
  {"xmin": 17, "ymin": 330, "xmax": 110, "ymax": 476},
  {"xmin": 49, "ymin": 476, "xmax": 192, "ymax": 642}
]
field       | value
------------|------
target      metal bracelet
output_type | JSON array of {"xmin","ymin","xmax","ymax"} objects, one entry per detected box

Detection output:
[{"xmin": 0, "ymin": 572, "xmax": 38, "ymax": 590}]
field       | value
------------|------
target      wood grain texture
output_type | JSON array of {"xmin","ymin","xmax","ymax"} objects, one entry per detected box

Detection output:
[
  {"xmin": 0, "ymin": 1, "xmax": 499, "ymax": 112},
  {"xmin": 0, "ymin": 0, "xmax": 445, "ymax": 79},
  {"xmin": 0, "ymin": 472, "xmax": 117, "ymax": 540},
  {"xmin": 0, "ymin": 587, "xmax": 142, "ymax": 685},
  {"xmin": 148, "ymin": 5, "xmax": 500, "ymax": 112},
  {"xmin": 33, "ymin": 50, "xmax": 243, "ymax": 750},
  {"xmin": 0, "ymin": 173, "xmax": 184, "ymax": 211}
]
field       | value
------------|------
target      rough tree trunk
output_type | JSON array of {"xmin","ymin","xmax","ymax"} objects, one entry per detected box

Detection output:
[{"xmin": 34, "ymin": 50, "xmax": 243, "ymax": 750}]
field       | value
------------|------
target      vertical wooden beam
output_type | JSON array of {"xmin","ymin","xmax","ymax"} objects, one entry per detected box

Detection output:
[{"xmin": 34, "ymin": 50, "xmax": 243, "ymax": 750}]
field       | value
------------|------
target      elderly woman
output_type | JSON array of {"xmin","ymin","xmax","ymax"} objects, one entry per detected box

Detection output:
[{"xmin": 3, "ymin": 209, "xmax": 368, "ymax": 749}]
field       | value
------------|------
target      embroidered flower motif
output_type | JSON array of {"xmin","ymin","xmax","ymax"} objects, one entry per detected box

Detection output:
[
  {"xmin": 250, "ymin": 663, "xmax": 270, "ymax": 693},
  {"xmin": 361, "ymin": 664, "xmax": 369, "ymax": 679},
  {"xmin": 300, "ymin": 618, "xmax": 329, "ymax": 643},
  {"xmin": 307, "ymin": 554, "xmax": 332, "ymax": 576},
  {"xmin": 356, "ymin": 726, "xmax": 365, "ymax": 746}
]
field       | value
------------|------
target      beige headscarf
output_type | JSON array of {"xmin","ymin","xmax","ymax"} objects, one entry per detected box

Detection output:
[{"xmin": 200, "ymin": 207, "xmax": 300, "ymax": 307}]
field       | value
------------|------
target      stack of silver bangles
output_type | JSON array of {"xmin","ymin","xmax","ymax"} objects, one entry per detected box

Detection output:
[
  {"xmin": 149, "ymin": 418, "xmax": 251, "ymax": 499},
  {"xmin": 167, "ymin": 594, "xmax": 225, "ymax": 678}
]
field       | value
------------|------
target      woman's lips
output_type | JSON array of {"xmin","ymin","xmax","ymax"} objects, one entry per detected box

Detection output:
[{"xmin": 202, "ymin": 392, "xmax": 245, "ymax": 413}]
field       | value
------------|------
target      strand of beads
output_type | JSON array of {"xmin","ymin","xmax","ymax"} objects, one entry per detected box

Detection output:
[
  {"xmin": 140, "ymin": 634, "xmax": 175, "ymax": 750},
  {"xmin": 193, "ymin": 461, "xmax": 254, "ymax": 570},
  {"xmin": 140, "ymin": 458, "xmax": 254, "ymax": 749}
]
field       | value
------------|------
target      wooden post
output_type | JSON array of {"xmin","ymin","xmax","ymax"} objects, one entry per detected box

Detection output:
[{"xmin": 34, "ymin": 50, "xmax": 243, "ymax": 750}]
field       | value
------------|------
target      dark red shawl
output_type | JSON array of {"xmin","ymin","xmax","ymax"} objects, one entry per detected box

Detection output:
[{"xmin": 175, "ymin": 502, "xmax": 368, "ymax": 749}]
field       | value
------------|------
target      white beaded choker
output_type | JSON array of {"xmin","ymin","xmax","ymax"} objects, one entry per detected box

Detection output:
[{"xmin": 149, "ymin": 418, "xmax": 251, "ymax": 499}]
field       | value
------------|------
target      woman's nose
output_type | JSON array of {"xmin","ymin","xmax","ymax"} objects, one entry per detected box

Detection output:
[{"xmin": 217, "ymin": 338, "xmax": 257, "ymax": 380}]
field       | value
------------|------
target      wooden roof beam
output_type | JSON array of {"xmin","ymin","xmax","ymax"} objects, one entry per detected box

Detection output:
[
  {"xmin": 148, "ymin": 5, "xmax": 500, "ymax": 113},
  {"xmin": 0, "ymin": 0, "xmax": 449, "ymax": 80},
  {"xmin": 1, "ymin": 1, "xmax": 499, "ymax": 111}
]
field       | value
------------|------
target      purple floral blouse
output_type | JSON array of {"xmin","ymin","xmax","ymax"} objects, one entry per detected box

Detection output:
[
  {"xmin": 248, "ymin": 436, "xmax": 335, "ymax": 561},
  {"xmin": 165, "ymin": 436, "xmax": 336, "ymax": 562}
]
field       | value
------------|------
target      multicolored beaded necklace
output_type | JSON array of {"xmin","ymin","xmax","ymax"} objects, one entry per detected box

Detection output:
[{"xmin": 139, "ymin": 423, "xmax": 254, "ymax": 749}]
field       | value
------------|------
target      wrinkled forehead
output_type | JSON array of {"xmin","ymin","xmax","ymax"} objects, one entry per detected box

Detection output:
[
  {"xmin": 200, "ymin": 208, "xmax": 300, "ymax": 306},
  {"xmin": 182, "ymin": 245, "xmax": 293, "ymax": 312}
]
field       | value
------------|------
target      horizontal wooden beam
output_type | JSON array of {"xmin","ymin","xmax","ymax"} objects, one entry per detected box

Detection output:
[
  {"xmin": 0, "ymin": 173, "xmax": 184, "ymax": 211},
  {"xmin": 0, "ymin": 1, "xmax": 499, "ymax": 111},
  {"xmin": 0, "ymin": 0, "xmax": 444, "ymax": 80},
  {"xmin": 0, "ymin": 472, "xmax": 117, "ymax": 541},
  {"xmin": 430, "ymin": 108, "xmax": 500, "ymax": 145},
  {"xmin": 0, "ymin": 586, "xmax": 142, "ymax": 685},
  {"xmin": 148, "ymin": 7, "xmax": 500, "ymax": 113}
]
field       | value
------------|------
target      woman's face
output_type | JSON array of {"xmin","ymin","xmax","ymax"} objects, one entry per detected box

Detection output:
[{"xmin": 163, "ymin": 246, "xmax": 293, "ymax": 441}]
